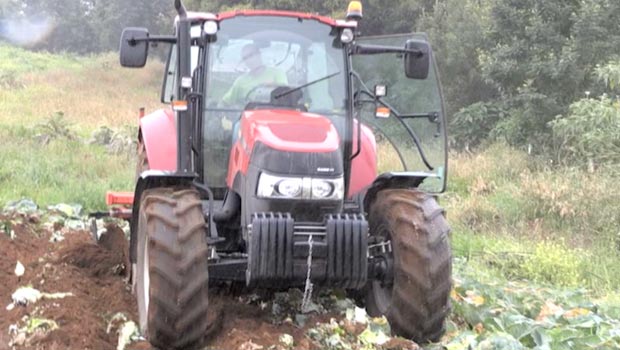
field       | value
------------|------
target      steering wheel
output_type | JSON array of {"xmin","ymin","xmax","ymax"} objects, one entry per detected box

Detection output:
[{"xmin": 244, "ymin": 83, "xmax": 282, "ymax": 102}]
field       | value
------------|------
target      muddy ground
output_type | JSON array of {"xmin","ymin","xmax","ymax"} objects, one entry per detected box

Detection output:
[{"xmin": 0, "ymin": 211, "xmax": 418, "ymax": 350}]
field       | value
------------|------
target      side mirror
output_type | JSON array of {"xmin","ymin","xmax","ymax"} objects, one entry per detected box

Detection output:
[
  {"xmin": 119, "ymin": 27, "xmax": 149, "ymax": 68},
  {"xmin": 404, "ymin": 39, "xmax": 430, "ymax": 79}
]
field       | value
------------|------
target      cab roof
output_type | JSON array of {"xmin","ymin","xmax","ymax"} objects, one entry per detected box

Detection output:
[{"xmin": 183, "ymin": 10, "xmax": 356, "ymax": 28}]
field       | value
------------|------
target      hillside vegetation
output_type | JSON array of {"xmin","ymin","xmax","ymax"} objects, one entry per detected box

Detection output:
[{"xmin": 0, "ymin": 45, "xmax": 164, "ymax": 208}]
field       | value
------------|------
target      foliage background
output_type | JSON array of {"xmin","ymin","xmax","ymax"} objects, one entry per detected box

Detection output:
[{"xmin": 3, "ymin": 0, "xmax": 620, "ymax": 162}]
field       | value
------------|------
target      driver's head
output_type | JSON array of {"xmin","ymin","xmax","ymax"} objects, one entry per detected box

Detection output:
[{"xmin": 241, "ymin": 43, "xmax": 263, "ymax": 72}]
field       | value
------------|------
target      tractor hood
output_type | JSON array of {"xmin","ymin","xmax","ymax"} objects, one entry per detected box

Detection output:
[
  {"xmin": 239, "ymin": 109, "xmax": 340, "ymax": 153},
  {"xmin": 226, "ymin": 109, "xmax": 344, "ymax": 186}
]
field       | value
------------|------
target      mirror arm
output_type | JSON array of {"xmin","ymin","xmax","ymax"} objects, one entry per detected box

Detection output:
[
  {"xmin": 351, "ymin": 44, "xmax": 423, "ymax": 57},
  {"xmin": 399, "ymin": 112, "xmax": 440, "ymax": 122},
  {"xmin": 127, "ymin": 35, "xmax": 176, "ymax": 46}
]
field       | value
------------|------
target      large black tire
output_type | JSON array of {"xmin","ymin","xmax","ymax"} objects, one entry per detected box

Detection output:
[
  {"xmin": 136, "ymin": 188, "xmax": 210, "ymax": 350},
  {"xmin": 365, "ymin": 189, "xmax": 452, "ymax": 343}
]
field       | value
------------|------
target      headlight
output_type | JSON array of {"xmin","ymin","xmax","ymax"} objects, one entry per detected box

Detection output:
[
  {"xmin": 311, "ymin": 178, "xmax": 344, "ymax": 199},
  {"xmin": 312, "ymin": 180, "xmax": 333, "ymax": 198},
  {"xmin": 257, "ymin": 173, "xmax": 344, "ymax": 200},
  {"xmin": 256, "ymin": 173, "xmax": 303, "ymax": 199},
  {"xmin": 277, "ymin": 179, "xmax": 303, "ymax": 197}
]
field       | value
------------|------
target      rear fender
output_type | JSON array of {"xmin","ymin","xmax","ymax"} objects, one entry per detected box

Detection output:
[{"xmin": 139, "ymin": 108, "xmax": 176, "ymax": 171}]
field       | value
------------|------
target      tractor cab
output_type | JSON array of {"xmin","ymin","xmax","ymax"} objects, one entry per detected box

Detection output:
[
  {"xmin": 112, "ymin": 2, "xmax": 451, "ymax": 349},
  {"xmin": 155, "ymin": 9, "xmax": 447, "ymax": 203}
]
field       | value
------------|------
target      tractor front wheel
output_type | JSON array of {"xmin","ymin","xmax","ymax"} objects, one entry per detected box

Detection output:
[
  {"xmin": 136, "ymin": 188, "xmax": 210, "ymax": 350},
  {"xmin": 366, "ymin": 189, "xmax": 452, "ymax": 343}
]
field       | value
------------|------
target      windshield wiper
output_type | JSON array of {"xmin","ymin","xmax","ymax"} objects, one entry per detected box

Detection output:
[{"xmin": 273, "ymin": 71, "xmax": 341, "ymax": 100}]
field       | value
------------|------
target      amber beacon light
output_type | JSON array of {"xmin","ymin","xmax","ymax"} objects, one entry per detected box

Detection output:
[{"xmin": 346, "ymin": 1, "xmax": 363, "ymax": 21}]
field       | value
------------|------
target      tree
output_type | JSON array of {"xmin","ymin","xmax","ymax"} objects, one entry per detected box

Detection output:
[
  {"xmin": 452, "ymin": 0, "xmax": 620, "ymax": 149},
  {"xmin": 18, "ymin": 0, "xmax": 97, "ymax": 53},
  {"xmin": 90, "ymin": 0, "xmax": 172, "ymax": 52},
  {"xmin": 417, "ymin": 0, "xmax": 496, "ymax": 120}
]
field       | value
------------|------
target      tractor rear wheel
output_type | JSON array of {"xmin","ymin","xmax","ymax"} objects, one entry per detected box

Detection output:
[
  {"xmin": 136, "ymin": 188, "xmax": 210, "ymax": 350},
  {"xmin": 366, "ymin": 189, "xmax": 452, "ymax": 343}
]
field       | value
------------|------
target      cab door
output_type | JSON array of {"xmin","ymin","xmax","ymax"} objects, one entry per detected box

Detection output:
[{"xmin": 352, "ymin": 33, "xmax": 448, "ymax": 193}]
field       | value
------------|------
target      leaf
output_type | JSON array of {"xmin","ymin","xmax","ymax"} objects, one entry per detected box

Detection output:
[
  {"xmin": 562, "ymin": 308, "xmax": 591, "ymax": 319},
  {"xmin": 464, "ymin": 290, "xmax": 486, "ymax": 307},
  {"xmin": 116, "ymin": 321, "xmax": 138, "ymax": 350},
  {"xmin": 536, "ymin": 301, "xmax": 564, "ymax": 321},
  {"xmin": 445, "ymin": 330, "xmax": 479, "ymax": 350},
  {"xmin": 26, "ymin": 318, "xmax": 58, "ymax": 333},
  {"xmin": 475, "ymin": 332, "xmax": 525, "ymax": 350},
  {"xmin": 531, "ymin": 328, "xmax": 552, "ymax": 347}
]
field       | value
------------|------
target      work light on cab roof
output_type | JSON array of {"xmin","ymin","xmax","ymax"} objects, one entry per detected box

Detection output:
[{"xmin": 108, "ymin": 1, "xmax": 452, "ymax": 348}]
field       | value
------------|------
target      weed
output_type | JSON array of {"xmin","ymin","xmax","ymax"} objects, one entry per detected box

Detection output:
[
  {"xmin": 521, "ymin": 240, "xmax": 584, "ymax": 287},
  {"xmin": 89, "ymin": 125, "xmax": 138, "ymax": 158},
  {"xmin": 34, "ymin": 112, "xmax": 77, "ymax": 144}
]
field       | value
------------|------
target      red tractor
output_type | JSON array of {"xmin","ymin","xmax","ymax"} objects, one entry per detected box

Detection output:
[{"xmin": 113, "ymin": 1, "xmax": 451, "ymax": 348}]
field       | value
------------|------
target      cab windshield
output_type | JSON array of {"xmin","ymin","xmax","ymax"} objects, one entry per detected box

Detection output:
[
  {"xmin": 203, "ymin": 16, "xmax": 347, "ymax": 189},
  {"xmin": 205, "ymin": 16, "xmax": 346, "ymax": 112}
]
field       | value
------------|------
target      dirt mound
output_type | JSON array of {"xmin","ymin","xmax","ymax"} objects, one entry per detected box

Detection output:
[
  {"xmin": 206, "ymin": 293, "xmax": 326, "ymax": 350},
  {"xmin": 60, "ymin": 224, "xmax": 128, "ymax": 277},
  {"xmin": 0, "ymin": 216, "xmax": 137, "ymax": 349},
  {"xmin": 1, "ymin": 212, "xmax": 411, "ymax": 350}
]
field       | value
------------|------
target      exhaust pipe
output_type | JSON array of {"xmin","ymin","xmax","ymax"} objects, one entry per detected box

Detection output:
[
  {"xmin": 175, "ymin": 0, "xmax": 187, "ymax": 18},
  {"xmin": 213, "ymin": 192, "xmax": 241, "ymax": 223}
]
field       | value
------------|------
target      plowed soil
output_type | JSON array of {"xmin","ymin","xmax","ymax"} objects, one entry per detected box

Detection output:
[{"xmin": 0, "ymin": 213, "xmax": 338, "ymax": 350}]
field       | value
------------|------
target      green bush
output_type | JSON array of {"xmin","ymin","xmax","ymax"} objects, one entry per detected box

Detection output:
[
  {"xmin": 550, "ymin": 95, "xmax": 620, "ymax": 166},
  {"xmin": 450, "ymin": 102, "xmax": 505, "ymax": 149}
]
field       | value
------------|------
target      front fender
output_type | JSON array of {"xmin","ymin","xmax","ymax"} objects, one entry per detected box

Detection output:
[
  {"xmin": 363, "ymin": 172, "xmax": 434, "ymax": 212},
  {"xmin": 140, "ymin": 108, "xmax": 176, "ymax": 171}
]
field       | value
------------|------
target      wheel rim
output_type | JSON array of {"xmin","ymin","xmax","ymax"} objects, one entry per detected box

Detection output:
[
  {"xmin": 370, "ymin": 223, "xmax": 395, "ymax": 315},
  {"xmin": 142, "ymin": 236, "xmax": 150, "ymax": 321},
  {"xmin": 371, "ymin": 280, "xmax": 393, "ymax": 314}
]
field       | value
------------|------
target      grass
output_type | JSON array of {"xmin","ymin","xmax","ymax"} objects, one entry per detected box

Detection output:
[
  {"xmin": 446, "ymin": 143, "xmax": 620, "ymax": 294},
  {"xmin": 0, "ymin": 44, "xmax": 82, "ymax": 78},
  {"xmin": 0, "ymin": 44, "xmax": 163, "ymax": 210},
  {"xmin": 0, "ymin": 124, "xmax": 134, "ymax": 210},
  {"xmin": 0, "ymin": 46, "xmax": 164, "ymax": 132}
]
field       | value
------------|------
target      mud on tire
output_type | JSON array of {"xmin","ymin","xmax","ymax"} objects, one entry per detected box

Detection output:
[
  {"xmin": 365, "ymin": 189, "xmax": 452, "ymax": 343},
  {"xmin": 136, "ymin": 188, "xmax": 210, "ymax": 350}
]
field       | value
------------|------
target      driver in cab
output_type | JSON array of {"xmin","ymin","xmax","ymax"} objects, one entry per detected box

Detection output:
[{"xmin": 220, "ymin": 43, "xmax": 288, "ymax": 107}]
